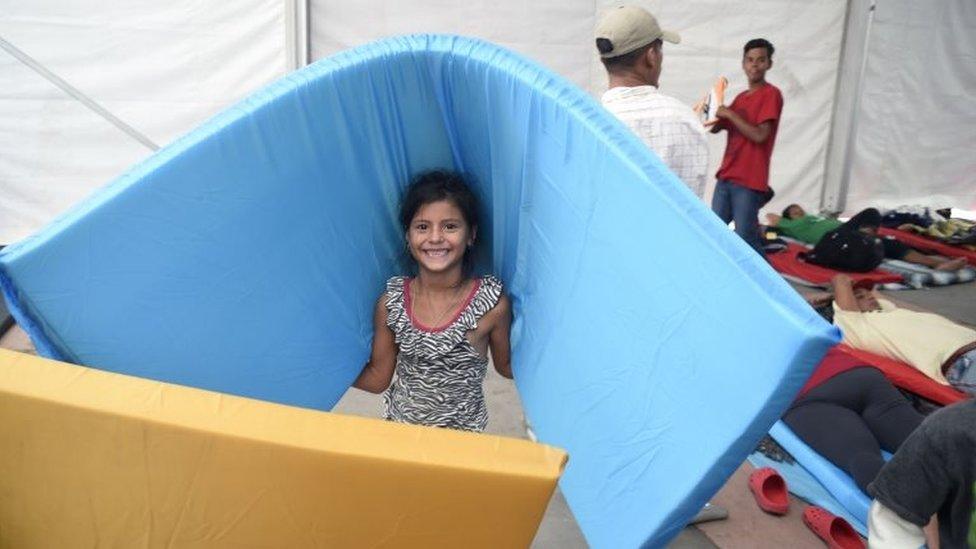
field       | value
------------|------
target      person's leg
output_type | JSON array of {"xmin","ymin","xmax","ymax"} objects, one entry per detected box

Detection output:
[
  {"xmin": 945, "ymin": 348, "xmax": 976, "ymax": 396},
  {"xmin": 881, "ymin": 237, "xmax": 912, "ymax": 261},
  {"xmin": 884, "ymin": 236, "xmax": 962, "ymax": 269},
  {"xmin": 783, "ymin": 400, "xmax": 885, "ymax": 492},
  {"xmin": 728, "ymin": 184, "xmax": 765, "ymax": 256},
  {"xmin": 899, "ymin": 248, "xmax": 968, "ymax": 271},
  {"xmin": 711, "ymin": 180, "xmax": 733, "ymax": 224},
  {"xmin": 844, "ymin": 208, "xmax": 882, "ymax": 233},
  {"xmin": 849, "ymin": 367, "xmax": 924, "ymax": 453}
]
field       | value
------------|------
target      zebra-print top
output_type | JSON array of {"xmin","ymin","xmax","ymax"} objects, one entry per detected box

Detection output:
[{"xmin": 383, "ymin": 274, "xmax": 503, "ymax": 432}]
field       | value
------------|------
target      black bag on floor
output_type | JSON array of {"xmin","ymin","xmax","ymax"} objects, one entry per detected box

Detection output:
[{"xmin": 800, "ymin": 228, "xmax": 885, "ymax": 272}]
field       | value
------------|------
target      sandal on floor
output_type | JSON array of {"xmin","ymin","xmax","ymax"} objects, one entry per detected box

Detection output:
[
  {"xmin": 748, "ymin": 467, "xmax": 789, "ymax": 515},
  {"xmin": 802, "ymin": 506, "xmax": 865, "ymax": 549}
]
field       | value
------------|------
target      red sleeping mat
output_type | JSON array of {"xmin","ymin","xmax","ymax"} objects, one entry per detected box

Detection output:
[
  {"xmin": 879, "ymin": 227, "xmax": 976, "ymax": 266},
  {"xmin": 768, "ymin": 242, "xmax": 903, "ymax": 286},
  {"xmin": 837, "ymin": 345, "xmax": 967, "ymax": 406}
]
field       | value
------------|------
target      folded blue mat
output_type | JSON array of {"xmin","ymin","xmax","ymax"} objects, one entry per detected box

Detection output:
[
  {"xmin": 0, "ymin": 35, "xmax": 839, "ymax": 547},
  {"xmin": 762, "ymin": 421, "xmax": 894, "ymax": 535}
]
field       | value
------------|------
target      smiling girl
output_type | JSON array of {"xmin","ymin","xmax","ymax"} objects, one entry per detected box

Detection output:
[{"xmin": 353, "ymin": 170, "xmax": 512, "ymax": 432}]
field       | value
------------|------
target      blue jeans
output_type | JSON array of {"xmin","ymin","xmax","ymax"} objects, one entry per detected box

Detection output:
[
  {"xmin": 712, "ymin": 179, "xmax": 765, "ymax": 257},
  {"xmin": 946, "ymin": 348, "xmax": 976, "ymax": 396}
]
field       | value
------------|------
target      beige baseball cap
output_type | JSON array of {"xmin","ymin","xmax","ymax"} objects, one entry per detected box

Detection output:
[{"xmin": 595, "ymin": 5, "xmax": 681, "ymax": 58}]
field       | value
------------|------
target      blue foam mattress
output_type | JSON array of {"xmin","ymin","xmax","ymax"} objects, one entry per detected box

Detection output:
[{"xmin": 0, "ymin": 35, "xmax": 839, "ymax": 547}]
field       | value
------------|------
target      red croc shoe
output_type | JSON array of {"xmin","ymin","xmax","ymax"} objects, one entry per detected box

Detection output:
[
  {"xmin": 802, "ymin": 506, "xmax": 865, "ymax": 549},
  {"xmin": 748, "ymin": 466, "xmax": 789, "ymax": 515}
]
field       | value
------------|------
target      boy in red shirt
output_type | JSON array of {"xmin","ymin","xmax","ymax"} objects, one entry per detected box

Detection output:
[{"xmin": 710, "ymin": 38, "xmax": 784, "ymax": 256}]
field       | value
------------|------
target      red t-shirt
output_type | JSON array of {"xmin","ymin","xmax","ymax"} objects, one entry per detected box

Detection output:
[
  {"xmin": 715, "ymin": 83, "xmax": 783, "ymax": 192},
  {"xmin": 796, "ymin": 346, "xmax": 873, "ymax": 399}
]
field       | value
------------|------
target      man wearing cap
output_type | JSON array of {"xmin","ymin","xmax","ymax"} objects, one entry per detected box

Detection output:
[
  {"xmin": 596, "ymin": 15, "xmax": 725, "ymax": 529},
  {"xmin": 596, "ymin": 5, "xmax": 708, "ymax": 200}
]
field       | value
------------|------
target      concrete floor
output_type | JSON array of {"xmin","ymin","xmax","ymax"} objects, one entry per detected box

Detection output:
[
  {"xmin": 1, "ymin": 278, "xmax": 972, "ymax": 547},
  {"xmin": 334, "ymin": 357, "xmax": 719, "ymax": 549},
  {"xmin": 883, "ymin": 280, "xmax": 976, "ymax": 326}
]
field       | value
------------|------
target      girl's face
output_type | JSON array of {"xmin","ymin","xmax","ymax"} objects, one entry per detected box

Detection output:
[{"xmin": 406, "ymin": 199, "xmax": 475, "ymax": 275}]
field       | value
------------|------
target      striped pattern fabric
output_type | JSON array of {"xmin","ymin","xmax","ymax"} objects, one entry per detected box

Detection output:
[{"xmin": 382, "ymin": 275, "xmax": 503, "ymax": 432}]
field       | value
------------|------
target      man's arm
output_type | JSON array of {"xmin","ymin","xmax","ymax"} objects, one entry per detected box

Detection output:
[
  {"xmin": 715, "ymin": 106, "xmax": 772, "ymax": 143},
  {"xmin": 868, "ymin": 500, "xmax": 930, "ymax": 549},
  {"xmin": 706, "ymin": 118, "xmax": 727, "ymax": 133},
  {"xmin": 830, "ymin": 274, "xmax": 860, "ymax": 312},
  {"xmin": 867, "ymin": 415, "xmax": 953, "ymax": 549}
]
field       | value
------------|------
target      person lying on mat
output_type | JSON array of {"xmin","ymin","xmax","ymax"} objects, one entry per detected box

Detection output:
[
  {"xmin": 354, "ymin": 170, "xmax": 513, "ymax": 433},
  {"xmin": 867, "ymin": 399, "xmax": 976, "ymax": 549},
  {"xmin": 830, "ymin": 274, "xmax": 976, "ymax": 396},
  {"xmin": 784, "ymin": 346, "xmax": 923, "ymax": 494},
  {"xmin": 767, "ymin": 205, "xmax": 968, "ymax": 272}
]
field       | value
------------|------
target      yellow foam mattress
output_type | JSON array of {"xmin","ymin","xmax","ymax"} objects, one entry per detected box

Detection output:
[{"xmin": 0, "ymin": 349, "xmax": 566, "ymax": 547}]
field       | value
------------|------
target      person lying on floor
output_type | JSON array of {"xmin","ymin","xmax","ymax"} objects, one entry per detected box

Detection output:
[
  {"xmin": 784, "ymin": 345, "xmax": 923, "ymax": 494},
  {"xmin": 767, "ymin": 205, "xmax": 967, "ymax": 272},
  {"xmin": 830, "ymin": 273, "xmax": 976, "ymax": 396},
  {"xmin": 867, "ymin": 398, "xmax": 976, "ymax": 549}
]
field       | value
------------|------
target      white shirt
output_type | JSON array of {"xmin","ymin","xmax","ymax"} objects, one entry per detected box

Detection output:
[
  {"xmin": 833, "ymin": 299, "xmax": 976, "ymax": 384},
  {"xmin": 868, "ymin": 500, "xmax": 926, "ymax": 548},
  {"xmin": 601, "ymin": 86, "xmax": 709, "ymax": 199}
]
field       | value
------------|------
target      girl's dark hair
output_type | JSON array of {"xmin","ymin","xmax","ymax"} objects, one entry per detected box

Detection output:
[
  {"xmin": 400, "ymin": 169, "xmax": 480, "ymax": 270},
  {"xmin": 744, "ymin": 38, "xmax": 774, "ymax": 58},
  {"xmin": 782, "ymin": 204, "xmax": 801, "ymax": 218}
]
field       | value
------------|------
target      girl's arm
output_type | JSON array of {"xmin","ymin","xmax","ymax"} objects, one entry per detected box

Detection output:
[
  {"xmin": 488, "ymin": 294, "xmax": 513, "ymax": 379},
  {"xmin": 353, "ymin": 295, "xmax": 398, "ymax": 393}
]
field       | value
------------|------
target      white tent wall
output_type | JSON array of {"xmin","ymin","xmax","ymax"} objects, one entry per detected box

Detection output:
[
  {"xmin": 838, "ymin": 0, "xmax": 976, "ymax": 214},
  {"xmin": 309, "ymin": 0, "xmax": 847, "ymax": 216},
  {"xmin": 2, "ymin": 1, "xmax": 973, "ymax": 244},
  {"xmin": 0, "ymin": 1, "xmax": 289, "ymax": 244}
]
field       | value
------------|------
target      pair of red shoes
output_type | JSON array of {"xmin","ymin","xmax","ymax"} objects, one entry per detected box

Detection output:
[{"xmin": 748, "ymin": 467, "xmax": 865, "ymax": 549}]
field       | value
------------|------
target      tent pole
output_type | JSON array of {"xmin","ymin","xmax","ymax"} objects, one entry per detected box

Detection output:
[
  {"xmin": 0, "ymin": 35, "xmax": 159, "ymax": 152},
  {"xmin": 286, "ymin": 0, "xmax": 311, "ymax": 69},
  {"xmin": 819, "ymin": 0, "xmax": 876, "ymax": 215}
]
